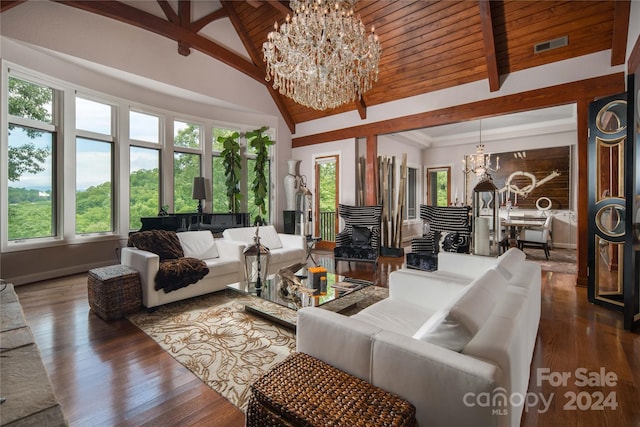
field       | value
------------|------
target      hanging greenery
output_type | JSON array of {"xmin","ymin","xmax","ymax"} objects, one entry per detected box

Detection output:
[
  {"xmin": 219, "ymin": 131, "xmax": 242, "ymax": 213},
  {"xmin": 246, "ymin": 126, "xmax": 275, "ymax": 225}
]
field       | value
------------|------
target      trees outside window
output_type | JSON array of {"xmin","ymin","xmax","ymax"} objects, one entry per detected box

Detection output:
[
  {"xmin": 130, "ymin": 146, "xmax": 160, "ymax": 230},
  {"xmin": 6, "ymin": 76, "xmax": 56, "ymax": 241},
  {"xmin": 75, "ymin": 97, "xmax": 115, "ymax": 234},
  {"xmin": 173, "ymin": 122, "xmax": 202, "ymax": 213}
]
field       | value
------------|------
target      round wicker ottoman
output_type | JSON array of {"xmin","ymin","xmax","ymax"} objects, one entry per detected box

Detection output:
[
  {"xmin": 247, "ymin": 352, "xmax": 417, "ymax": 427},
  {"xmin": 87, "ymin": 265, "xmax": 142, "ymax": 320}
]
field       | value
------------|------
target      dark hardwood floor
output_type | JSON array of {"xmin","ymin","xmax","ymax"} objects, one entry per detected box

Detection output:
[{"xmin": 12, "ymin": 251, "xmax": 640, "ymax": 427}]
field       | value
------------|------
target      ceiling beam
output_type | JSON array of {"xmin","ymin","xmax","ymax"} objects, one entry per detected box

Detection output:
[
  {"xmin": 220, "ymin": 0, "xmax": 295, "ymax": 133},
  {"xmin": 57, "ymin": 1, "xmax": 264, "ymax": 83},
  {"xmin": 610, "ymin": 0, "xmax": 630, "ymax": 66},
  {"xmin": 178, "ymin": 0, "xmax": 190, "ymax": 28},
  {"xmin": 0, "ymin": 0, "xmax": 26, "ymax": 13},
  {"xmin": 478, "ymin": 0, "xmax": 500, "ymax": 92},
  {"xmin": 190, "ymin": 8, "xmax": 227, "ymax": 32},
  {"xmin": 292, "ymin": 73, "xmax": 625, "ymax": 147},
  {"xmin": 355, "ymin": 97, "xmax": 367, "ymax": 120},
  {"xmin": 157, "ymin": 0, "xmax": 178, "ymax": 24},
  {"xmin": 268, "ymin": 0, "xmax": 291, "ymax": 16}
]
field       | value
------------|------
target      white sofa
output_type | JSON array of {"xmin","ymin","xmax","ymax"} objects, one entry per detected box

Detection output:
[
  {"xmin": 297, "ymin": 248, "xmax": 541, "ymax": 427},
  {"xmin": 121, "ymin": 230, "xmax": 245, "ymax": 308},
  {"xmin": 222, "ymin": 225, "xmax": 306, "ymax": 273}
]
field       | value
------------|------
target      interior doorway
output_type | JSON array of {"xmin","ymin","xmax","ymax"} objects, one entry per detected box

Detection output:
[{"xmin": 314, "ymin": 155, "xmax": 339, "ymax": 250}]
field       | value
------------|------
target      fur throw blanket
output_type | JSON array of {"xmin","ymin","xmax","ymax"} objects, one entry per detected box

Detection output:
[
  {"xmin": 155, "ymin": 258, "xmax": 209, "ymax": 293},
  {"xmin": 128, "ymin": 230, "xmax": 209, "ymax": 293}
]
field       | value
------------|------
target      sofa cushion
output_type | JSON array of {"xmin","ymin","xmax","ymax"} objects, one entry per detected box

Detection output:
[
  {"xmin": 177, "ymin": 230, "xmax": 219, "ymax": 260},
  {"xmin": 259, "ymin": 225, "xmax": 283, "ymax": 250},
  {"xmin": 128, "ymin": 230, "xmax": 184, "ymax": 261},
  {"xmin": 494, "ymin": 247, "xmax": 526, "ymax": 280},
  {"xmin": 412, "ymin": 308, "xmax": 474, "ymax": 352},
  {"xmin": 449, "ymin": 268, "xmax": 509, "ymax": 335},
  {"xmin": 224, "ymin": 226, "xmax": 283, "ymax": 250},
  {"xmin": 352, "ymin": 298, "xmax": 435, "ymax": 337}
]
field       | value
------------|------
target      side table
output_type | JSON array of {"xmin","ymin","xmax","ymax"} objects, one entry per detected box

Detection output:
[
  {"xmin": 305, "ymin": 235, "xmax": 322, "ymax": 266},
  {"xmin": 87, "ymin": 265, "xmax": 142, "ymax": 320}
]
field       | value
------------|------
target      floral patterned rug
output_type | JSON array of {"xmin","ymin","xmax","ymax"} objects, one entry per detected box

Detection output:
[
  {"xmin": 127, "ymin": 288, "xmax": 389, "ymax": 412},
  {"xmin": 127, "ymin": 292, "xmax": 296, "ymax": 412}
]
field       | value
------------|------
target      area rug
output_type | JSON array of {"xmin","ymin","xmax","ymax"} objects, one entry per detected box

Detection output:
[
  {"xmin": 520, "ymin": 247, "xmax": 577, "ymax": 275},
  {"xmin": 127, "ymin": 287, "xmax": 388, "ymax": 412}
]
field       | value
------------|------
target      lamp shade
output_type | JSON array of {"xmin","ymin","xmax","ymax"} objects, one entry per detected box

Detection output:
[{"xmin": 192, "ymin": 177, "xmax": 210, "ymax": 200}]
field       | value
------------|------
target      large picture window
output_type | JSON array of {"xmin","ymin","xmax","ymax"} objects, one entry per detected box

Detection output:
[
  {"xmin": 76, "ymin": 137, "xmax": 113, "ymax": 233},
  {"xmin": 130, "ymin": 146, "xmax": 160, "ymax": 230},
  {"xmin": 75, "ymin": 96, "xmax": 115, "ymax": 234},
  {"xmin": 6, "ymin": 76, "xmax": 57, "ymax": 241}
]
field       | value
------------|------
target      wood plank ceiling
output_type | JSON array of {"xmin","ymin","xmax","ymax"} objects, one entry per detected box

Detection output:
[{"xmin": 1, "ymin": 1, "xmax": 629, "ymax": 133}]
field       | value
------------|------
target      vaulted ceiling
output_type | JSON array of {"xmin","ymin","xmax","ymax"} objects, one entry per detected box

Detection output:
[{"xmin": 1, "ymin": 0, "xmax": 631, "ymax": 133}]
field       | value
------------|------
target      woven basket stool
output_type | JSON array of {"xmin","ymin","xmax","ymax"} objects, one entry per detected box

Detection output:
[
  {"xmin": 247, "ymin": 352, "xmax": 417, "ymax": 427},
  {"xmin": 88, "ymin": 265, "xmax": 142, "ymax": 320}
]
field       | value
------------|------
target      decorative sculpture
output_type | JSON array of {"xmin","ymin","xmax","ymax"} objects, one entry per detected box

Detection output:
[{"xmin": 277, "ymin": 262, "xmax": 315, "ymax": 307}]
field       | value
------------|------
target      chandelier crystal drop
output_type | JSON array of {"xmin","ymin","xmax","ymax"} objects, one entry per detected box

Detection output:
[{"xmin": 262, "ymin": 0, "xmax": 382, "ymax": 110}]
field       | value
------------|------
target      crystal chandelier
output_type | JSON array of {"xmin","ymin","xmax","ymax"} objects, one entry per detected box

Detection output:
[
  {"xmin": 263, "ymin": 0, "xmax": 381, "ymax": 110},
  {"xmin": 462, "ymin": 121, "xmax": 500, "ymax": 178}
]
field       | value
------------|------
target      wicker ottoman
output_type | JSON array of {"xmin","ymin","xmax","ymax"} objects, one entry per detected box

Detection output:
[
  {"xmin": 247, "ymin": 352, "xmax": 417, "ymax": 427},
  {"xmin": 88, "ymin": 265, "xmax": 142, "ymax": 320}
]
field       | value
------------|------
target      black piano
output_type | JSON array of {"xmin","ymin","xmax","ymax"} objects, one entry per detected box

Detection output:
[{"xmin": 137, "ymin": 213, "xmax": 250, "ymax": 234}]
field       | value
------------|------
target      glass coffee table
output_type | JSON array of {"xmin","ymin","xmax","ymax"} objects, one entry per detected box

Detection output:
[{"xmin": 225, "ymin": 270, "xmax": 374, "ymax": 330}]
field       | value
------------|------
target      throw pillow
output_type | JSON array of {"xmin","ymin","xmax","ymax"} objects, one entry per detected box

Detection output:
[
  {"xmin": 413, "ymin": 309, "xmax": 473, "ymax": 352},
  {"xmin": 438, "ymin": 231, "xmax": 460, "ymax": 253},
  {"xmin": 128, "ymin": 230, "xmax": 184, "ymax": 261},
  {"xmin": 351, "ymin": 226, "xmax": 372, "ymax": 247},
  {"xmin": 258, "ymin": 225, "xmax": 283, "ymax": 250},
  {"xmin": 177, "ymin": 230, "xmax": 219, "ymax": 260}
]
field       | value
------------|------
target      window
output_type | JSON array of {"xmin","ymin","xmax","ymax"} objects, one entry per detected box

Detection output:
[
  {"xmin": 76, "ymin": 138, "xmax": 113, "ymax": 233},
  {"xmin": 406, "ymin": 167, "xmax": 418, "ymax": 219},
  {"xmin": 129, "ymin": 146, "xmax": 160, "ymax": 230},
  {"xmin": 6, "ymin": 76, "xmax": 57, "ymax": 241},
  {"xmin": 75, "ymin": 97, "xmax": 115, "ymax": 234},
  {"xmin": 128, "ymin": 110, "xmax": 161, "ymax": 228},
  {"xmin": 130, "ymin": 111, "xmax": 160, "ymax": 143},
  {"xmin": 426, "ymin": 167, "xmax": 451, "ymax": 207},
  {"xmin": 175, "ymin": 120, "xmax": 200, "ymax": 148},
  {"xmin": 173, "ymin": 121, "xmax": 203, "ymax": 213},
  {"xmin": 174, "ymin": 152, "xmax": 201, "ymax": 213}
]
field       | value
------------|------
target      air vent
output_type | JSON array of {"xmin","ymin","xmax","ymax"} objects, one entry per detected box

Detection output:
[{"xmin": 534, "ymin": 36, "xmax": 568, "ymax": 54}]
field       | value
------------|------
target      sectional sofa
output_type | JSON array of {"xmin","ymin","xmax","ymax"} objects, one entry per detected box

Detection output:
[{"xmin": 297, "ymin": 248, "xmax": 541, "ymax": 427}]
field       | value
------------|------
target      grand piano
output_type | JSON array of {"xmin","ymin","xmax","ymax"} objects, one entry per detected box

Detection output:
[{"xmin": 137, "ymin": 212, "xmax": 250, "ymax": 234}]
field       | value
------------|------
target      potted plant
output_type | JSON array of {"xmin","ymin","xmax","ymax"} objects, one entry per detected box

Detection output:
[
  {"xmin": 218, "ymin": 131, "xmax": 242, "ymax": 213},
  {"xmin": 246, "ymin": 126, "xmax": 275, "ymax": 225}
]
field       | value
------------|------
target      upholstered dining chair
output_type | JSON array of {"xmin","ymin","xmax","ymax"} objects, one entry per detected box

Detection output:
[
  {"xmin": 517, "ymin": 215, "xmax": 553, "ymax": 259},
  {"xmin": 333, "ymin": 204, "xmax": 382, "ymax": 271}
]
